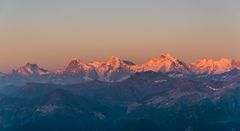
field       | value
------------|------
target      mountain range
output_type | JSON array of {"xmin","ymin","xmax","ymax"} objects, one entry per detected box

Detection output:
[
  {"xmin": 1, "ymin": 54, "xmax": 239, "ymax": 85},
  {"xmin": 1, "ymin": 54, "xmax": 240, "ymax": 130}
]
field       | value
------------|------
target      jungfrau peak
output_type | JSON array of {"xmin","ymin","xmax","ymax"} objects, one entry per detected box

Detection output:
[{"xmin": 140, "ymin": 54, "xmax": 191, "ymax": 73}]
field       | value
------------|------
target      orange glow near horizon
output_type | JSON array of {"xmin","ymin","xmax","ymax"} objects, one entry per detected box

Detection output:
[{"xmin": 0, "ymin": 0, "xmax": 240, "ymax": 72}]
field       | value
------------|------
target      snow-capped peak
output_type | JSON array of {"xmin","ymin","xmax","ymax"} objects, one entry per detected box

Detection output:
[
  {"xmin": 87, "ymin": 56, "xmax": 135, "ymax": 81},
  {"xmin": 62, "ymin": 58, "xmax": 95, "ymax": 74},
  {"xmin": 12, "ymin": 63, "xmax": 50, "ymax": 76},
  {"xmin": 190, "ymin": 58, "xmax": 239, "ymax": 74},
  {"xmin": 107, "ymin": 56, "xmax": 121, "ymax": 62},
  {"xmin": 104, "ymin": 56, "xmax": 137, "ymax": 70},
  {"xmin": 66, "ymin": 58, "xmax": 83, "ymax": 69},
  {"xmin": 141, "ymin": 54, "xmax": 191, "ymax": 73},
  {"xmin": 105, "ymin": 56, "xmax": 122, "ymax": 69},
  {"xmin": 160, "ymin": 54, "xmax": 178, "ymax": 62}
]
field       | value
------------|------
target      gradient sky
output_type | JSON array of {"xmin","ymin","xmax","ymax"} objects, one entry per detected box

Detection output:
[{"xmin": 0, "ymin": 0, "xmax": 240, "ymax": 72}]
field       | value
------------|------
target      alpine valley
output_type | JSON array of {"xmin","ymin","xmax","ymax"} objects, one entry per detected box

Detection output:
[{"xmin": 0, "ymin": 54, "xmax": 240, "ymax": 131}]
